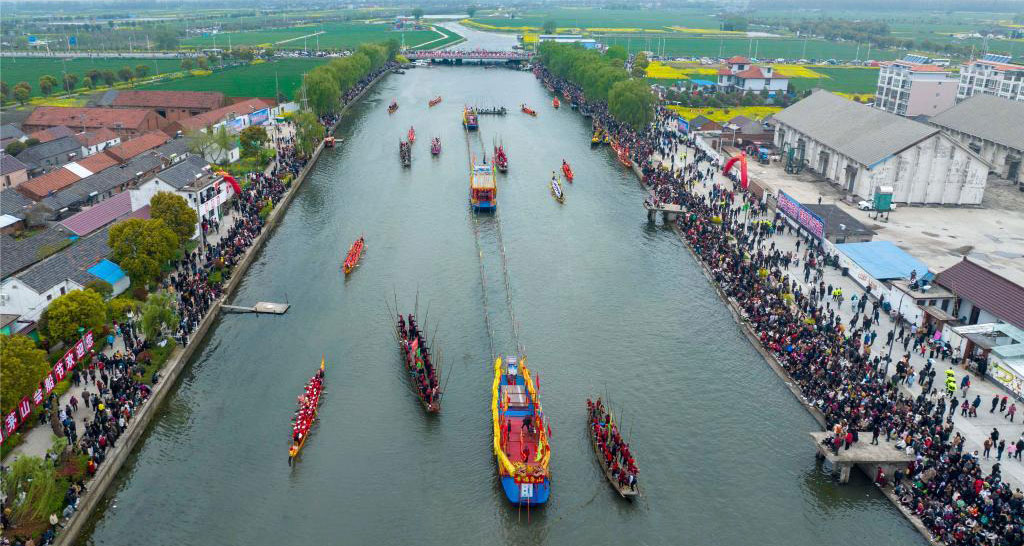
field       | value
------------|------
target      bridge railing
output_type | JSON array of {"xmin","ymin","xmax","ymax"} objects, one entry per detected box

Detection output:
[{"xmin": 406, "ymin": 49, "xmax": 533, "ymax": 60}]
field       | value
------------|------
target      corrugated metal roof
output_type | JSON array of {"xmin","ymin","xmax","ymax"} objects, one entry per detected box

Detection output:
[
  {"xmin": 59, "ymin": 191, "xmax": 134, "ymax": 236},
  {"xmin": 935, "ymin": 258, "xmax": 1024, "ymax": 329},
  {"xmin": 929, "ymin": 94, "xmax": 1024, "ymax": 152},
  {"xmin": 772, "ymin": 91, "xmax": 939, "ymax": 167},
  {"xmin": 835, "ymin": 241, "xmax": 930, "ymax": 281}
]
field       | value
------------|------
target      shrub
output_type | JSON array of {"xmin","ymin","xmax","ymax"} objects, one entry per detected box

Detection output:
[{"xmin": 259, "ymin": 202, "xmax": 273, "ymax": 220}]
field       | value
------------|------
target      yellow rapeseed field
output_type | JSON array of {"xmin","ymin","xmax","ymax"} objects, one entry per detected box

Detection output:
[
  {"xmin": 770, "ymin": 64, "xmax": 826, "ymax": 78},
  {"xmin": 666, "ymin": 106, "xmax": 782, "ymax": 123}
]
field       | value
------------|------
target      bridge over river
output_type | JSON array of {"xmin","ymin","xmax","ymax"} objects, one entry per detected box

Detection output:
[{"xmin": 405, "ymin": 49, "xmax": 533, "ymax": 63}]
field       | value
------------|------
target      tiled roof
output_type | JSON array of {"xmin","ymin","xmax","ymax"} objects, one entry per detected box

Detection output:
[
  {"xmin": 0, "ymin": 225, "xmax": 73, "ymax": 279},
  {"xmin": 934, "ymin": 257, "xmax": 1024, "ymax": 329},
  {"xmin": 974, "ymin": 60, "xmax": 1024, "ymax": 72},
  {"xmin": 726, "ymin": 56, "xmax": 750, "ymax": 64},
  {"xmin": 29, "ymin": 126, "xmax": 74, "ymax": 143},
  {"xmin": 175, "ymin": 98, "xmax": 272, "ymax": 132},
  {"xmin": 77, "ymin": 128, "xmax": 120, "ymax": 147},
  {"xmin": 16, "ymin": 135, "xmax": 81, "ymax": 166},
  {"xmin": 14, "ymin": 226, "xmax": 115, "ymax": 292},
  {"xmin": 38, "ymin": 145, "xmax": 181, "ymax": 212},
  {"xmin": 25, "ymin": 107, "xmax": 158, "ymax": 131},
  {"xmin": 929, "ymin": 94, "xmax": 1024, "ymax": 152},
  {"xmin": 0, "ymin": 188, "xmax": 36, "ymax": 219},
  {"xmin": 152, "ymin": 155, "xmax": 214, "ymax": 189},
  {"xmin": 19, "ymin": 168, "xmax": 82, "ymax": 199},
  {"xmin": 75, "ymin": 153, "xmax": 120, "ymax": 174},
  {"xmin": 112, "ymin": 90, "xmax": 224, "ymax": 110},
  {"xmin": 0, "ymin": 153, "xmax": 29, "ymax": 176},
  {"xmin": 60, "ymin": 191, "xmax": 134, "ymax": 236},
  {"xmin": 717, "ymin": 67, "xmax": 732, "ymax": 76},
  {"xmin": 104, "ymin": 131, "xmax": 171, "ymax": 162},
  {"xmin": 1, "ymin": 124, "xmax": 25, "ymax": 141}
]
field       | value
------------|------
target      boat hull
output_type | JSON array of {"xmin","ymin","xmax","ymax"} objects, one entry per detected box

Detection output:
[
  {"xmin": 500, "ymin": 476, "xmax": 551, "ymax": 506},
  {"xmin": 471, "ymin": 200, "xmax": 496, "ymax": 211}
]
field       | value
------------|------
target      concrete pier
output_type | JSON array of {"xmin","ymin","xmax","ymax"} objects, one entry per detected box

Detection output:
[
  {"xmin": 643, "ymin": 201, "xmax": 683, "ymax": 223},
  {"xmin": 809, "ymin": 432, "xmax": 915, "ymax": 483},
  {"xmin": 221, "ymin": 302, "xmax": 291, "ymax": 314}
]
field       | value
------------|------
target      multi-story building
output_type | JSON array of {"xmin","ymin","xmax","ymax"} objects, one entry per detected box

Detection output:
[
  {"xmin": 716, "ymin": 56, "xmax": 790, "ymax": 93},
  {"xmin": 957, "ymin": 54, "xmax": 1024, "ymax": 102},
  {"xmin": 874, "ymin": 56, "xmax": 958, "ymax": 117}
]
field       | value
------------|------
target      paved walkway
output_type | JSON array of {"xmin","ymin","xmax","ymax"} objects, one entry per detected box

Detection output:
[{"xmin": 659, "ymin": 137, "xmax": 1024, "ymax": 491}]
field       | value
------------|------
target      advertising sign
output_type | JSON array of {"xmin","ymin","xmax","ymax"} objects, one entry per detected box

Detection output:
[
  {"xmin": 777, "ymin": 191, "xmax": 825, "ymax": 240},
  {"xmin": 248, "ymin": 108, "xmax": 270, "ymax": 126}
]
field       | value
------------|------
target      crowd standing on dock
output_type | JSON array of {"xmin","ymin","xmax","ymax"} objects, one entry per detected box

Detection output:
[{"xmin": 534, "ymin": 63, "xmax": 1024, "ymax": 545}]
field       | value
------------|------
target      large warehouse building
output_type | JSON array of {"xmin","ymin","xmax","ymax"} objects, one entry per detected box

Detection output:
[
  {"xmin": 928, "ymin": 94, "xmax": 1023, "ymax": 185},
  {"xmin": 773, "ymin": 91, "xmax": 990, "ymax": 205}
]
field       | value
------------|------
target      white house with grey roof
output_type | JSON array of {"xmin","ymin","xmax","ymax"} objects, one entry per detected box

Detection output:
[
  {"xmin": 928, "ymin": 94, "xmax": 1024, "ymax": 184},
  {"xmin": 134, "ymin": 154, "xmax": 230, "ymax": 239},
  {"xmin": 773, "ymin": 91, "xmax": 990, "ymax": 205}
]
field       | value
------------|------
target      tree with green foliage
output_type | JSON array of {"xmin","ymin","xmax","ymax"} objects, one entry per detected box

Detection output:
[
  {"xmin": 61, "ymin": 73, "xmax": 79, "ymax": 93},
  {"xmin": 118, "ymin": 66, "xmax": 133, "ymax": 84},
  {"xmin": 0, "ymin": 335, "xmax": 48, "ymax": 414},
  {"xmin": 108, "ymin": 218, "xmax": 179, "ymax": 287},
  {"xmin": 13, "ymin": 81, "xmax": 31, "ymax": 105},
  {"xmin": 108, "ymin": 297, "xmax": 139, "ymax": 322},
  {"xmin": 722, "ymin": 16, "xmax": 748, "ymax": 32},
  {"xmin": 1, "ymin": 455, "xmax": 63, "ymax": 525},
  {"xmin": 38, "ymin": 75, "xmax": 57, "ymax": 96},
  {"xmin": 83, "ymin": 76, "xmax": 95, "ymax": 89},
  {"xmin": 304, "ymin": 67, "xmax": 341, "ymax": 116},
  {"xmin": 538, "ymin": 42, "xmax": 627, "ymax": 103},
  {"xmin": 608, "ymin": 78, "xmax": 656, "ymax": 130},
  {"xmin": 101, "ymin": 69, "xmax": 117, "ymax": 87},
  {"xmin": 86, "ymin": 69, "xmax": 101, "ymax": 84},
  {"xmin": 238, "ymin": 125, "xmax": 269, "ymax": 158},
  {"xmin": 356, "ymin": 43, "xmax": 388, "ymax": 71},
  {"xmin": 140, "ymin": 291, "xmax": 179, "ymax": 341},
  {"xmin": 6, "ymin": 140, "xmax": 26, "ymax": 156},
  {"xmin": 294, "ymin": 111, "xmax": 325, "ymax": 157},
  {"xmin": 181, "ymin": 58, "xmax": 194, "ymax": 71},
  {"xmin": 152, "ymin": 26, "xmax": 179, "ymax": 50},
  {"xmin": 543, "ymin": 20, "xmax": 557, "ymax": 34},
  {"xmin": 135, "ymin": 64, "xmax": 151, "ymax": 80},
  {"xmin": 0, "ymin": 81, "xmax": 8, "ymax": 102},
  {"xmin": 605, "ymin": 45, "xmax": 627, "ymax": 61},
  {"xmin": 43, "ymin": 289, "xmax": 107, "ymax": 343},
  {"xmin": 412, "ymin": 7, "xmax": 424, "ymax": 20},
  {"xmin": 150, "ymin": 192, "xmax": 198, "ymax": 242},
  {"xmin": 84, "ymin": 279, "xmax": 113, "ymax": 299},
  {"xmin": 197, "ymin": 56, "xmax": 209, "ymax": 70}
]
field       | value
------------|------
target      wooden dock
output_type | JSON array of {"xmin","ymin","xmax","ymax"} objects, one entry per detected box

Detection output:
[
  {"xmin": 809, "ymin": 432, "xmax": 915, "ymax": 483},
  {"xmin": 220, "ymin": 302, "xmax": 291, "ymax": 315}
]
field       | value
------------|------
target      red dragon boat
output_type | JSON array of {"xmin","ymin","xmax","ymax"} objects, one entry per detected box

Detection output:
[
  {"xmin": 521, "ymin": 104, "xmax": 537, "ymax": 117},
  {"xmin": 431, "ymin": 137, "xmax": 441, "ymax": 155},
  {"xmin": 429, "ymin": 96, "xmax": 442, "ymax": 107},
  {"xmin": 552, "ymin": 97, "xmax": 560, "ymax": 108},
  {"xmin": 408, "ymin": 126, "xmax": 416, "ymax": 143},
  {"xmin": 587, "ymin": 397, "xmax": 640, "ymax": 499},
  {"xmin": 494, "ymin": 144, "xmax": 509, "ymax": 173},
  {"xmin": 343, "ymin": 236, "xmax": 364, "ymax": 275},
  {"xmin": 561, "ymin": 160, "xmax": 574, "ymax": 183},
  {"xmin": 396, "ymin": 313, "xmax": 441, "ymax": 413},
  {"xmin": 288, "ymin": 358, "xmax": 325, "ymax": 466}
]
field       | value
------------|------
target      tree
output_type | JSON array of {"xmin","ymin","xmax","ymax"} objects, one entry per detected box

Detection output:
[
  {"xmin": 135, "ymin": 64, "xmax": 151, "ymax": 80},
  {"xmin": 108, "ymin": 218, "xmax": 178, "ymax": 287},
  {"xmin": 305, "ymin": 67, "xmax": 340, "ymax": 116},
  {"xmin": 181, "ymin": 58, "xmax": 194, "ymax": 70},
  {"xmin": 118, "ymin": 66, "xmax": 133, "ymax": 84},
  {"xmin": 38, "ymin": 75, "xmax": 57, "ymax": 96},
  {"xmin": 140, "ymin": 291, "xmax": 179, "ymax": 340},
  {"xmin": 83, "ymin": 76, "xmax": 95, "ymax": 89},
  {"xmin": 43, "ymin": 289, "xmax": 107, "ymax": 343},
  {"xmin": 412, "ymin": 7, "xmax": 424, "ymax": 20},
  {"xmin": 84, "ymin": 279, "xmax": 113, "ymax": 299},
  {"xmin": 608, "ymin": 78, "xmax": 656, "ymax": 130},
  {"xmin": 294, "ymin": 111, "xmax": 325, "ymax": 157},
  {"xmin": 606, "ymin": 45, "xmax": 627, "ymax": 61},
  {"xmin": 197, "ymin": 56, "xmax": 209, "ymax": 70},
  {"xmin": 152, "ymin": 26, "xmax": 179, "ymax": 50},
  {"xmin": 0, "ymin": 335, "xmax": 48, "ymax": 414},
  {"xmin": 5, "ymin": 140, "xmax": 26, "ymax": 156},
  {"xmin": 150, "ymin": 192, "xmax": 198, "ymax": 242},
  {"xmin": 13, "ymin": 81, "xmax": 31, "ymax": 105},
  {"xmin": 61, "ymin": 73, "xmax": 79, "ymax": 93},
  {"xmin": 467, "ymin": 5, "xmax": 477, "ymax": 17},
  {"xmin": 238, "ymin": 125, "xmax": 269, "ymax": 158},
  {"xmin": 0, "ymin": 81, "xmax": 8, "ymax": 102},
  {"xmin": 101, "ymin": 69, "xmax": 117, "ymax": 86},
  {"xmin": 543, "ymin": 20, "xmax": 557, "ymax": 34}
]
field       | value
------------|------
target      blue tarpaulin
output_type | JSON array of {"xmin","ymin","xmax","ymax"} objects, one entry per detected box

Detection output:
[
  {"xmin": 835, "ymin": 241, "xmax": 930, "ymax": 281},
  {"xmin": 88, "ymin": 259, "xmax": 126, "ymax": 285}
]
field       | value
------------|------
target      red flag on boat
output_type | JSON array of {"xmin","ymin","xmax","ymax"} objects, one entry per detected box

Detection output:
[{"xmin": 409, "ymin": 337, "xmax": 419, "ymax": 355}]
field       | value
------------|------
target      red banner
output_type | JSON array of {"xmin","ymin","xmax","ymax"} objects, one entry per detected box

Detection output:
[
  {"xmin": 4, "ymin": 411, "xmax": 18, "ymax": 436},
  {"xmin": 44, "ymin": 373, "xmax": 55, "ymax": 394},
  {"xmin": 18, "ymin": 397, "xmax": 32, "ymax": 419},
  {"xmin": 32, "ymin": 388, "xmax": 43, "ymax": 405}
]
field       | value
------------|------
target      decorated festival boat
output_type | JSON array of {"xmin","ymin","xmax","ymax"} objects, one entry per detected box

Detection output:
[
  {"xmin": 550, "ymin": 174, "xmax": 565, "ymax": 203},
  {"xmin": 288, "ymin": 358, "xmax": 325, "ymax": 466},
  {"xmin": 324, "ymin": 136, "xmax": 336, "ymax": 148},
  {"xmin": 552, "ymin": 97, "xmax": 560, "ymax": 108},
  {"xmin": 521, "ymin": 104, "xmax": 537, "ymax": 117},
  {"xmin": 561, "ymin": 160, "xmax": 574, "ymax": 183},
  {"xmin": 343, "ymin": 236, "xmax": 364, "ymax": 274},
  {"xmin": 408, "ymin": 126, "xmax": 416, "ymax": 143},
  {"xmin": 470, "ymin": 162, "xmax": 497, "ymax": 211},
  {"xmin": 431, "ymin": 137, "xmax": 441, "ymax": 155},
  {"xmin": 429, "ymin": 96, "xmax": 443, "ymax": 107},
  {"xmin": 587, "ymin": 398, "xmax": 640, "ymax": 499},
  {"xmin": 399, "ymin": 140, "xmax": 411, "ymax": 167},
  {"xmin": 494, "ymin": 144, "xmax": 509, "ymax": 173},
  {"xmin": 396, "ymin": 314, "xmax": 441, "ymax": 413},
  {"xmin": 388, "ymin": 100, "xmax": 399, "ymax": 114},
  {"xmin": 463, "ymin": 106, "xmax": 479, "ymax": 130},
  {"xmin": 611, "ymin": 141, "xmax": 632, "ymax": 168},
  {"xmin": 492, "ymin": 355, "xmax": 551, "ymax": 506}
]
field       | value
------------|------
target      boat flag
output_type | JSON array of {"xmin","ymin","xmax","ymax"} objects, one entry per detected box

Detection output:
[
  {"xmin": 320, "ymin": 355, "xmax": 325, "ymax": 371},
  {"xmin": 215, "ymin": 171, "xmax": 243, "ymax": 195}
]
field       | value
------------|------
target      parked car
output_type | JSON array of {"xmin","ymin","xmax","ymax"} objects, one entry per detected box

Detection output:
[{"xmin": 857, "ymin": 200, "xmax": 897, "ymax": 211}]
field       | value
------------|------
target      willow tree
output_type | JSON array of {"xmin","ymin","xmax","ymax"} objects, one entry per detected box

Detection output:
[{"xmin": 608, "ymin": 79, "xmax": 656, "ymax": 130}]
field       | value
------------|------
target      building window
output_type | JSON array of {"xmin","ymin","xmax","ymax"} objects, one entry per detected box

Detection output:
[
  {"xmin": 47, "ymin": 294, "xmax": 52, "ymax": 301},
  {"xmin": 941, "ymin": 299, "xmax": 950, "ymax": 311}
]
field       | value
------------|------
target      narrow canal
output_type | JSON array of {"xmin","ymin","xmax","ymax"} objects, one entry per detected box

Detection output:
[{"xmin": 83, "ymin": 67, "xmax": 923, "ymax": 545}]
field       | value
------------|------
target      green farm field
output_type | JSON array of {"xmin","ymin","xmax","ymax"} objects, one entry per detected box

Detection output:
[
  {"xmin": 790, "ymin": 67, "xmax": 881, "ymax": 94},
  {"xmin": 137, "ymin": 58, "xmax": 329, "ymax": 99},
  {"xmin": 598, "ymin": 35, "xmax": 901, "ymax": 61},
  {"xmin": 0, "ymin": 56, "xmax": 180, "ymax": 96},
  {"xmin": 471, "ymin": 8, "xmax": 721, "ymax": 30},
  {"xmin": 181, "ymin": 22, "xmax": 451, "ymax": 51}
]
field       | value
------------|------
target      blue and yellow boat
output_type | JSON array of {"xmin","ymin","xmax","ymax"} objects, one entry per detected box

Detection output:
[
  {"xmin": 470, "ymin": 162, "xmax": 496, "ymax": 211},
  {"xmin": 463, "ymin": 106, "xmax": 479, "ymax": 130},
  {"xmin": 491, "ymin": 355, "xmax": 551, "ymax": 506}
]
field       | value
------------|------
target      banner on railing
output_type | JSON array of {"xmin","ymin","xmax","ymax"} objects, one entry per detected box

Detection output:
[
  {"xmin": 1, "ymin": 330, "xmax": 94, "ymax": 443},
  {"xmin": 776, "ymin": 191, "xmax": 825, "ymax": 240}
]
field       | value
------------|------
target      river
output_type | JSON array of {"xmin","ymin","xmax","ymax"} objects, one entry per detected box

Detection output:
[{"xmin": 82, "ymin": 66, "xmax": 924, "ymax": 546}]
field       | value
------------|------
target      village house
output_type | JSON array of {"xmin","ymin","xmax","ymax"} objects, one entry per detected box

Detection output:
[
  {"xmin": 22, "ymin": 106, "xmax": 168, "ymax": 139},
  {"xmin": 716, "ymin": 56, "xmax": 790, "ymax": 94},
  {"xmin": 1, "ymin": 153, "xmax": 29, "ymax": 189},
  {"xmin": 99, "ymin": 90, "xmax": 226, "ymax": 122}
]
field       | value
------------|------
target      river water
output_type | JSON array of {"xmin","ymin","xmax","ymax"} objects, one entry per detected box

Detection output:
[{"xmin": 82, "ymin": 67, "xmax": 924, "ymax": 546}]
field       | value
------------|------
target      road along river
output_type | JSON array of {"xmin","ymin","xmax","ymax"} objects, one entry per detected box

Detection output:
[{"xmin": 82, "ymin": 66, "xmax": 924, "ymax": 546}]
